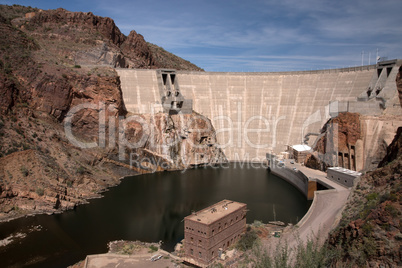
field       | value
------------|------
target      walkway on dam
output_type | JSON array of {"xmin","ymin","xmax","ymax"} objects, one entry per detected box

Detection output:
[{"xmin": 263, "ymin": 160, "xmax": 351, "ymax": 255}]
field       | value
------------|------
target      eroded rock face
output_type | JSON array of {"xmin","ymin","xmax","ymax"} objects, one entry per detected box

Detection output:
[
  {"xmin": 67, "ymin": 75, "xmax": 127, "ymax": 138},
  {"xmin": 0, "ymin": 150, "xmax": 88, "ymax": 215},
  {"xmin": 123, "ymin": 112, "xmax": 227, "ymax": 171},
  {"xmin": 305, "ymin": 112, "xmax": 402, "ymax": 172},
  {"xmin": 396, "ymin": 66, "xmax": 402, "ymax": 108},
  {"xmin": 27, "ymin": 8, "xmax": 126, "ymax": 46},
  {"xmin": 120, "ymin": 31, "xmax": 156, "ymax": 68},
  {"xmin": 315, "ymin": 112, "xmax": 361, "ymax": 155},
  {"xmin": 378, "ymin": 127, "xmax": 402, "ymax": 168},
  {"xmin": 30, "ymin": 75, "xmax": 73, "ymax": 119},
  {"xmin": 307, "ymin": 112, "xmax": 363, "ymax": 170},
  {"xmin": 30, "ymin": 73, "xmax": 126, "ymax": 136},
  {"xmin": 0, "ymin": 72, "xmax": 18, "ymax": 114}
]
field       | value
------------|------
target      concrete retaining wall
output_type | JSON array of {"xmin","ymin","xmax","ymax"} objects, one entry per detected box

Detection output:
[
  {"xmin": 117, "ymin": 67, "xmax": 380, "ymax": 160},
  {"xmin": 270, "ymin": 167, "xmax": 309, "ymax": 199}
]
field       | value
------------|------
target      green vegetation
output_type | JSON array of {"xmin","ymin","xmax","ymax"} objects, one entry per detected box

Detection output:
[
  {"xmin": 237, "ymin": 232, "xmax": 339, "ymax": 268},
  {"xmin": 251, "ymin": 220, "xmax": 264, "ymax": 228},
  {"xmin": 366, "ymin": 192, "xmax": 378, "ymax": 201},
  {"xmin": 76, "ymin": 166, "xmax": 85, "ymax": 175},
  {"xmin": 148, "ymin": 245, "xmax": 158, "ymax": 253},
  {"xmin": 20, "ymin": 166, "xmax": 29, "ymax": 176},
  {"xmin": 120, "ymin": 244, "xmax": 137, "ymax": 255},
  {"xmin": 35, "ymin": 187, "xmax": 44, "ymax": 196},
  {"xmin": 236, "ymin": 229, "xmax": 258, "ymax": 252}
]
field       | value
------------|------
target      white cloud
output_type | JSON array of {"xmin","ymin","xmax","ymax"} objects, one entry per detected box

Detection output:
[{"xmin": 9, "ymin": 0, "xmax": 400, "ymax": 71}]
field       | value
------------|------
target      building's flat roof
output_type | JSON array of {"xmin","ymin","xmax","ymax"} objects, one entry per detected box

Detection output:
[
  {"xmin": 327, "ymin": 167, "xmax": 362, "ymax": 177},
  {"xmin": 185, "ymin": 200, "xmax": 246, "ymax": 225},
  {"xmin": 291, "ymin": 144, "xmax": 311, "ymax": 152}
]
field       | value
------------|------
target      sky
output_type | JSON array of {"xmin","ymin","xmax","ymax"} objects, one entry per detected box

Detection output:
[{"xmin": 1, "ymin": 0, "xmax": 402, "ymax": 72}]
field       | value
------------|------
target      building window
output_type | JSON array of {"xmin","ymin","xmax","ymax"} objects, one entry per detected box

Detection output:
[
  {"xmin": 224, "ymin": 223, "xmax": 227, "ymax": 228},
  {"xmin": 212, "ymin": 251, "xmax": 215, "ymax": 257},
  {"xmin": 191, "ymin": 237, "xmax": 193, "ymax": 243},
  {"xmin": 199, "ymin": 240, "xmax": 202, "ymax": 245},
  {"xmin": 190, "ymin": 249, "xmax": 193, "ymax": 255},
  {"xmin": 199, "ymin": 252, "xmax": 202, "ymax": 258},
  {"xmin": 212, "ymin": 229, "xmax": 215, "ymax": 235}
]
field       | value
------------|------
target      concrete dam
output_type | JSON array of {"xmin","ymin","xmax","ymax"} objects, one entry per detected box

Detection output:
[{"xmin": 116, "ymin": 59, "xmax": 401, "ymax": 161}]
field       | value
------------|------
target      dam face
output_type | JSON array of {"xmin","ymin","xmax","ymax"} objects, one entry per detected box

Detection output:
[{"xmin": 117, "ymin": 62, "xmax": 400, "ymax": 161}]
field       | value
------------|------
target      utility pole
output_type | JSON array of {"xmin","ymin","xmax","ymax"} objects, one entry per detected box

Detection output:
[{"xmin": 361, "ymin": 50, "xmax": 364, "ymax": 66}]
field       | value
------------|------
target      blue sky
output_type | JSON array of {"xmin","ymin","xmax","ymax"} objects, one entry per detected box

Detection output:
[{"xmin": 1, "ymin": 0, "xmax": 402, "ymax": 72}]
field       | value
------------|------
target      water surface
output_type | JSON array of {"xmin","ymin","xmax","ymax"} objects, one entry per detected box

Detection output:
[{"xmin": 0, "ymin": 163, "xmax": 311, "ymax": 267}]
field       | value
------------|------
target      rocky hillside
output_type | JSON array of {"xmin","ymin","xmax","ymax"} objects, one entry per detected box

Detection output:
[
  {"xmin": 328, "ymin": 127, "xmax": 402, "ymax": 267},
  {"xmin": 0, "ymin": 4, "xmax": 216, "ymax": 222},
  {"xmin": 0, "ymin": 5, "xmax": 203, "ymax": 71}
]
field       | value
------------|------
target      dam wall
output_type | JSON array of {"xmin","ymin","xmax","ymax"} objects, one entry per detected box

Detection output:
[
  {"xmin": 270, "ymin": 166, "xmax": 309, "ymax": 199},
  {"xmin": 116, "ymin": 64, "xmax": 399, "ymax": 161}
]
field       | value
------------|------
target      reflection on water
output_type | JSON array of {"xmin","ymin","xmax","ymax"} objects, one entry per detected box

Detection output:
[{"xmin": 0, "ymin": 163, "xmax": 311, "ymax": 267}]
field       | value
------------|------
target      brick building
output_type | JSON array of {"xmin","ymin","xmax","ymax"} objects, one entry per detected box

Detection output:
[{"xmin": 183, "ymin": 200, "xmax": 247, "ymax": 267}]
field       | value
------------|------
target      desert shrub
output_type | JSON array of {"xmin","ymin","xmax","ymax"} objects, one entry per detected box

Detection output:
[
  {"xmin": 385, "ymin": 204, "xmax": 399, "ymax": 217},
  {"xmin": 236, "ymin": 230, "xmax": 258, "ymax": 251},
  {"xmin": 366, "ymin": 193, "xmax": 378, "ymax": 201},
  {"xmin": 20, "ymin": 166, "xmax": 29, "ymax": 176},
  {"xmin": 121, "ymin": 244, "xmax": 135, "ymax": 254},
  {"xmin": 252, "ymin": 220, "xmax": 264, "ymax": 227},
  {"xmin": 6, "ymin": 148, "xmax": 18, "ymax": 155},
  {"xmin": 149, "ymin": 245, "xmax": 158, "ymax": 252},
  {"xmin": 77, "ymin": 166, "xmax": 85, "ymax": 175},
  {"xmin": 35, "ymin": 187, "xmax": 44, "ymax": 196},
  {"xmin": 74, "ymin": 64, "xmax": 81, "ymax": 68},
  {"xmin": 380, "ymin": 192, "xmax": 398, "ymax": 203}
]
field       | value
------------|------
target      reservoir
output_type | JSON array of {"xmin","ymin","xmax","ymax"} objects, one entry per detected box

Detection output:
[{"xmin": 0, "ymin": 163, "xmax": 311, "ymax": 267}]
